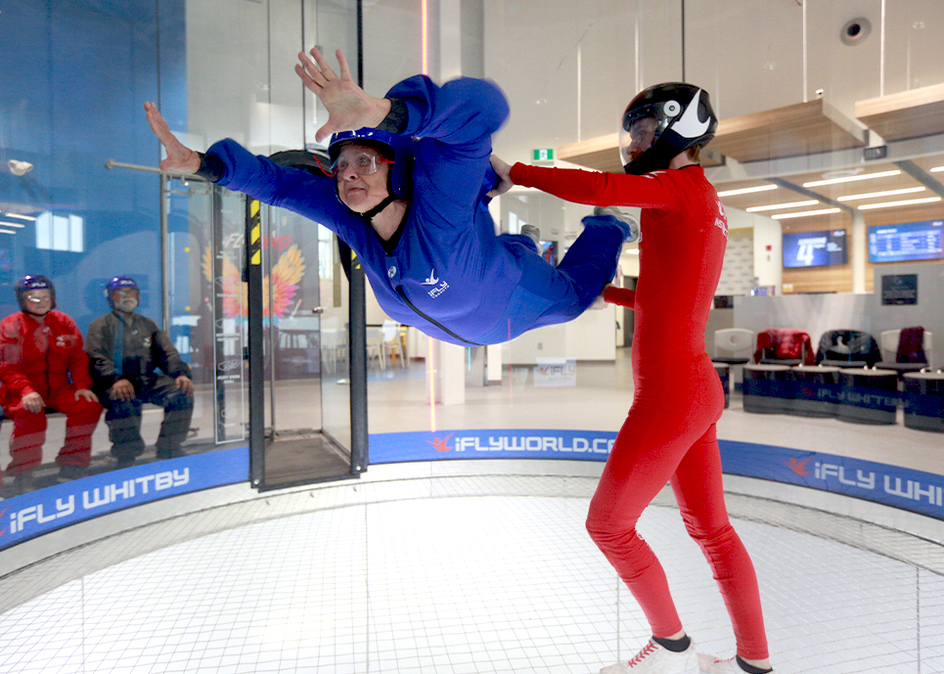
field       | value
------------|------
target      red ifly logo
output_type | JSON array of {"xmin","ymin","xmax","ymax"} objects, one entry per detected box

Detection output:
[
  {"xmin": 427, "ymin": 433, "xmax": 454, "ymax": 453},
  {"xmin": 785, "ymin": 457, "xmax": 812, "ymax": 476},
  {"xmin": 0, "ymin": 507, "xmax": 6, "ymax": 536}
]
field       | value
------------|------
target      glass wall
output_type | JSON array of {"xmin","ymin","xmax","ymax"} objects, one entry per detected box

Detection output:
[
  {"xmin": 360, "ymin": 0, "xmax": 944, "ymax": 491},
  {"xmin": 1, "ymin": 0, "xmax": 943, "ymax": 517},
  {"xmin": 0, "ymin": 0, "xmax": 361, "ymax": 508}
]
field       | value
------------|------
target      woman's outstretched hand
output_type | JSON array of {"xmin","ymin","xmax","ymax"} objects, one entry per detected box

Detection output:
[
  {"xmin": 143, "ymin": 101, "xmax": 201, "ymax": 174},
  {"xmin": 295, "ymin": 47, "xmax": 390, "ymax": 143}
]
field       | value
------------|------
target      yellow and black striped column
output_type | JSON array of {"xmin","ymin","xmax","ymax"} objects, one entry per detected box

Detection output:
[{"xmin": 245, "ymin": 197, "xmax": 266, "ymax": 487}]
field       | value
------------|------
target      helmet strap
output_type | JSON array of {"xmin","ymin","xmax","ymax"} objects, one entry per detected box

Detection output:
[{"xmin": 360, "ymin": 194, "xmax": 399, "ymax": 222}]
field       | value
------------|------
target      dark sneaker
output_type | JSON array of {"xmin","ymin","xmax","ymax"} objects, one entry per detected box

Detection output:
[
  {"xmin": 13, "ymin": 473, "xmax": 35, "ymax": 494},
  {"xmin": 57, "ymin": 465, "xmax": 88, "ymax": 482},
  {"xmin": 114, "ymin": 456, "xmax": 137, "ymax": 470},
  {"xmin": 156, "ymin": 447, "xmax": 188, "ymax": 460}
]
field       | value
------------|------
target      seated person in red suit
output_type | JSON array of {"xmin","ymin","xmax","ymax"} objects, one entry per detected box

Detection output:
[{"xmin": 0, "ymin": 275, "xmax": 102, "ymax": 493}]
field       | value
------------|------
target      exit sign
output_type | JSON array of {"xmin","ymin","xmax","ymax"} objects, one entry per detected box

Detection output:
[{"xmin": 533, "ymin": 148, "xmax": 554, "ymax": 161}]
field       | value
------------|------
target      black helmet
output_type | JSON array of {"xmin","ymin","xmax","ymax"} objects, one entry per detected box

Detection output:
[
  {"xmin": 15, "ymin": 274, "xmax": 56, "ymax": 312},
  {"xmin": 619, "ymin": 83, "xmax": 717, "ymax": 175}
]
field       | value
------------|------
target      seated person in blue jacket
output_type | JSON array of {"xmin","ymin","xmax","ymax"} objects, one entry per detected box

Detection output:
[
  {"xmin": 85, "ymin": 276, "xmax": 194, "ymax": 468},
  {"xmin": 144, "ymin": 47, "xmax": 634, "ymax": 347}
]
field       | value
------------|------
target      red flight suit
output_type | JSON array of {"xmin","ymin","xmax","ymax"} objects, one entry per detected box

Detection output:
[
  {"xmin": 0, "ymin": 310, "xmax": 102, "ymax": 475},
  {"xmin": 510, "ymin": 162, "xmax": 769, "ymax": 661}
]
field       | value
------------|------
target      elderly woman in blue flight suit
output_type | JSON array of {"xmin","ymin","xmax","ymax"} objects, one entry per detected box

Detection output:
[{"xmin": 145, "ymin": 47, "xmax": 632, "ymax": 346}]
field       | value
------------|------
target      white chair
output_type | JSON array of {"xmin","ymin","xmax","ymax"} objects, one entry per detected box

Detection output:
[
  {"xmin": 713, "ymin": 328, "xmax": 754, "ymax": 364},
  {"xmin": 713, "ymin": 328, "xmax": 753, "ymax": 388},
  {"xmin": 381, "ymin": 320, "xmax": 406, "ymax": 368},
  {"xmin": 879, "ymin": 329, "xmax": 933, "ymax": 369},
  {"xmin": 366, "ymin": 327, "xmax": 385, "ymax": 370},
  {"xmin": 320, "ymin": 317, "xmax": 348, "ymax": 374}
]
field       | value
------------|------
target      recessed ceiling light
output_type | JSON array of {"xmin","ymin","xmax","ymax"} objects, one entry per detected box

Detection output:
[
  {"xmin": 716, "ymin": 184, "xmax": 777, "ymax": 197},
  {"xmin": 857, "ymin": 196, "xmax": 941, "ymax": 210},
  {"xmin": 837, "ymin": 186, "xmax": 925, "ymax": 202},
  {"xmin": 770, "ymin": 208, "xmax": 842, "ymax": 220},
  {"xmin": 746, "ymin": 200, "xmax": 818, "ymax": 212},
  {"xmin": 803, "ymin": 170, "xmax": 900, "ymax": 187}
]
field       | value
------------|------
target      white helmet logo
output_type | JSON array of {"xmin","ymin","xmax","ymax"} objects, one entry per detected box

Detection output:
[
  {"xmin": 672, "ymin": 89, "xmax": 711, "ymax": 139},
  {"xmin": 387, "ymin": 266, "xmax": 397, "ymax": 279}
]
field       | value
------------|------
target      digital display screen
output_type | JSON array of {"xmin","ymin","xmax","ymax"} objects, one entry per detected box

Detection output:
[
  {"xmin": 782, "ymin": 229, "xmax": 848, "ymax": 268},
  {"xmin": 868, "ymin": 220, "xmax": 943, "ymax": 263}
]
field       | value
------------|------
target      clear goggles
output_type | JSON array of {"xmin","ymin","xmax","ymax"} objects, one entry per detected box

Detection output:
[
  {"xmin": 331, "ymin": 152, "xmax": 394, "ymax": 181},
  {"xmin": 24, "ymin": 292, "xmax": 52, "ymax": 303}
]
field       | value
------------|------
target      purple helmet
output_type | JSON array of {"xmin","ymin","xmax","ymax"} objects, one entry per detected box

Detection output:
[
  {"xmin": 15, "ymin": 275, "xmax": 56, "ymax": 311},
  {"xmin": 105, "ymin": 275, "xmax": 138, "ymax": 308},
  {"xmin": 328, "ymin": 127, "xmax": 413, "ymax": 200}
]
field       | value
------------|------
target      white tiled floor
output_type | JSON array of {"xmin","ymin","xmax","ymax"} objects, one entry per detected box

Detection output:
[
  {"xmin": 1, "ymin": 349, "xmax": 944, "ymax": 673},
  {"xmin": 1, "ymin": 473, "xmax": 943, "ymax": 674}
]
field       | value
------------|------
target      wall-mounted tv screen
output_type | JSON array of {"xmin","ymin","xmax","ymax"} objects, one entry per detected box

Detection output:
[
  {"xmin": 868, "ymin": 219, "xmax": 943, "ymax": 263},
  {"xmin": 782, "ymin": 229, "xmax": 848, "ymax": 268}
]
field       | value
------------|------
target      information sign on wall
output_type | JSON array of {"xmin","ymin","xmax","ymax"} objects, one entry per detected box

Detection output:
[{"xmin": 881, "ymin": 274, "xmax": 918, "ymax": 306}]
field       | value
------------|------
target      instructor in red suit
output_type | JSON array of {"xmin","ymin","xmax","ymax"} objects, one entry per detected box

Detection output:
[
  {"xmin": 491, "ymin": 84, "xmax": 776, "ymax": 674},
  {"xmin": 0, "ymin": 275, "xmax": 102, "ymax": 492}
]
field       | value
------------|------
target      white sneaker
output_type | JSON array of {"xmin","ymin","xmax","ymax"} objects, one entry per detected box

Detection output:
[
  {"xmin": 520, "ymin": 224, "xmax": 541, "ymax": 249},
  {"xmin": 599, "ymin": 639, "xmax": 699, "ymax": 674},
  {"xmin": 698, "ymin": 654, "xmax": 777, "ymax": 674},
  {"xmin": 593, "ymin": 205, "xmax": 642, "ymax": 243}
]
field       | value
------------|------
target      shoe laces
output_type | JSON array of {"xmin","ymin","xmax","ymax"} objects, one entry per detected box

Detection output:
[{"xmin": 627, "ymin": 641, "xmax": 658, "ymax": 667}]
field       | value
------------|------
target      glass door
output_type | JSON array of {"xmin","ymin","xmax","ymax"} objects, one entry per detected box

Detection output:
[{"xmin": 254, "ymin": 203, "xmax": 354, "ymax": 489}]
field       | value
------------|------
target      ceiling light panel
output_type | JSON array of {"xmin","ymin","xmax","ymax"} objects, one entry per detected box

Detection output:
[
  {"xmin": 803, "ymin": 170, "xmax": 900, "ymax": 187},
  {"xmin": 856, "ymin": 196, "xmax": 942, "ymax": 210},
  {"xmin": 746, "ymin": 200, "xmax": 819, "ymax": 212},
  {"xmin": 837, "ymin": 187, "xmax": 926, "ymax": 202},
  {"xmin": 716, "ymin": 184, "xmax": 778, "ymax": 197},
  {"xmin": 771, "ymin": 208, "xmax": 842, "ymax": 220}
]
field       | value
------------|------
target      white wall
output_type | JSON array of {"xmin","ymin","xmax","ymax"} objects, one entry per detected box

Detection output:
[{"xmin": 735, "ymin": 262, "xmax": 943, "ymax": 364}]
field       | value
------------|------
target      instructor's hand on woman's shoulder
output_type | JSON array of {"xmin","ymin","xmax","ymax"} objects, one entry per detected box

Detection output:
[
  {"xmin": 143, "ymin": 101, "xmax": 201, "ymax": 174},
  {"xmin": 487, "ymin": 155, "xmax": 514, "ymax": 198}
]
